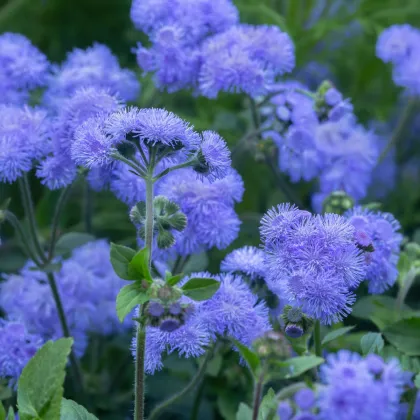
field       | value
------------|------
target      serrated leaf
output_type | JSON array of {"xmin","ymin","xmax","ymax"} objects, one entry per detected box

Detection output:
[
  {"xmin": 17, "ymin": 338, "xmax": 73, "ymax": 420},
  {"xmin": 110, "ymin": 243, "xmax": 136, "ymax": 280},
  {"xmin": 55, "ymin": 233, "xmax": 95, "ymax": 256},
  {"xmin": 167, "ymin": 273, "xmax": 183, "ymax": 286},
  {"xmin": 181, "ymin": 278, "xmax": 220, "ymax": 301},
  {"xmin": 383, "ymin": 317, "xmax": 420, "ymax": 356},
  {"xmin": 322, "ymin": 326, "xmax": 355, "ymax": 346},
  {"xmin": 236, "ymin": 403, "xmax": 252, "ymax": 420},
  {"xmin": 61, "ymin": 399, "xmax": 98, "ymax": 420},
  {"xmin": 232, "ymin": 340, "xmax": 260, "ymax": 378},
  {"xmin": 273, "ymin": 356, "xmax": 324, "ymax": 380},
  {"xmin": 360, "ymin": 332, "xmax": 384, "ymax": 355},
  {"xmin": 128, "ymin": 248, "xmax": 153, "ymax": 283},
  {"xmin": 258, "ymin": 388, "xmax": 277, "ymax": 420},
  {"xmin": 116, "ymin": 283, "xmax": 149, "ymax": 322},
  {"xmin": 0, "ymin": 402, "xmax": 5, "ymax": 420},
  {"xmin": 415, "ymin": 374, "xmax": 420, "ymax": 389}
]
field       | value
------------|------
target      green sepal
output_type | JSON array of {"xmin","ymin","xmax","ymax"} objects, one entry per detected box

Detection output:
[
  {"xmin": 110, "ymin": 243, "xmax": 136, "ymax": 280},
  {"xmin": 181, "ymin": 277, "xmax": 220, "ymax": 301}
]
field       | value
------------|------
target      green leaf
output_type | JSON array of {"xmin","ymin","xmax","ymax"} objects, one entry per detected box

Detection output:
[
  {"xmin": 61, "ymin": 399, "xmax": 98, "ymax": 420},
  {"xmin": 321, "ymin": 326, "xmax": 355, "ymax": 346},
  {"xmin": 17, "ymin": 338, "xmax": 73, "ymax": 420},
  {"xmin": 273, "ymin": 356, "xmax": 324, "ymax": 380},
  {"xmin": 206, "ymin": 353, "xmax": 223, "ymax": 377},
  {"xmin": 383, "ymin": 317, "xmax": 420, "ymax": 356},
  {"xmin": 232, "ymin": 340, "xmax": 260, "ymax": 378},
  {"xmin": 55, "ymin": 233, "xmax": 95, "ymax": 256},
  {"xmin": 181, "ymin": 277, "xmax": 220, "ymax": 301},
  {"xmin": 6, "ymin": 408, "xmax": 13, "ymax": 420},
  {"xmin": 166, "ymin": 273, "xmax": 183, "ymax": 286},
  {"xmin": 398, "ymin": 252, "xmax": 412, "ymax": 287},
  {"xmin": 415, "ymin": 374, "xmax": 420, "ymax": 389},
  {"xmin": 236, "ymin": 403, "xmax": 253, "ymax": 420},
  {"xmin": 258, "ymin": 388, "xmax": 278, "ymax": 420},
  {"xmin": 0, "ymin": 402, "xmax": 5, "ymax": 420},
  {"xmin": 360, "ymin": 332, "xmax": 384, "ymax": 355},
  {"xmin": 116, "ymin": 283, "xmax": 149, "ymax": 322},
  {"xmin": 128, "ymin": 248, "xmax": 153, "ymax": 283},
  {"xmin": 110, "ymin": 243, "xmax": 136, "ymax": 280}
]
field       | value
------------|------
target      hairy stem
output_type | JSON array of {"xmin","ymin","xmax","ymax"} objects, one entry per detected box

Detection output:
[
  {"xmin": 314, "ymin": 321, "xmax": 322, "ymax": 357},
  {"xmin": 379, "ymin": 99, "xmax": 416, "ymax": 164},
  {"xmin": 134, "ymin": 326, "xmax": 146, "ymax": 420},
  {"xmin": 251, "ymin": 374, "xmax": 264, "ymax": 420},
  {"xmin": 18, "ymin": 175, "xmax": 47, "ymax": 263},
  {"xmin": 148, "ymin": 348, "xmax": 214, "ymax": 420}
]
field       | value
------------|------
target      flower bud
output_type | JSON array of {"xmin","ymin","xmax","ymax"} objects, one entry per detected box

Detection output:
[
  {"xmin": 253, "ymin": 331, "xmax": 291, "ymax": 361},
  {"xmin": 285, "ymin": 323, "xmax": 304, "ymax": 338},
  {"xmin": 322, "ymin": 190, "xmax": 354, "ymax": 215},
  {"xmin": 281, "ymin": 305, "xmax": 313, "ymax": 338}
]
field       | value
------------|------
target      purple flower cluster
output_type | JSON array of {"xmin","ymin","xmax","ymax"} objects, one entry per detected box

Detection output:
[
  {"xmin": 131, "ymin": 0, "xmax": 294, "ymax": 96},
  {"xmin": 261, "ymin": 82, "xmax": 378, "ymax": 209},
  {"xmin": 43, "ymin": 43, "xmax": 139, "ymax": 108},
  {"xmin": 277, "ymin": 388, "xmax": 318, "ymax": 420},
  {"xmin": 319, "ymin": 351, "xmax": 405, "ymax": 420},
  {"xmin": 376, "ymin": 24, "xmax": 420, "ymax": 95},
  {"xmin": 157, "ymin": 168, "xmax": 243, "ymax": 255},
  {"xmin": 141, "ymin": 272, "xmax": 271, "ymax": 373},
  {"xmin": 345, "ymin": 207, "xmax": 402, "ymax": 293},
  {"xmin": 0, "ymin": 105, "xmax": 50, "ymax": 183},
  {"xmin": 261, "ymin": 204, "xmax": 366, "ymax": 324},
  {"xmin": 221, "ymin": 246, "xmax": 266, "ymax": 281},
  {"xmin": 0, "ymin": 240, "xmax": 129, "ymax": 379},
  {"xmin": 0, "ymin": 33, "xmax": 49, "ymax": 105}
]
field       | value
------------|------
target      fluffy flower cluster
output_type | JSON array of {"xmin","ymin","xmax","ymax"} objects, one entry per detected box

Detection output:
[
  {"xmin": 345, "ymin": 207, "xmax": 402, "ymax": 293},
  {"xmin": 157, "ymin": 168, "xmax": 243, "ymax": 256},
  {"xmin": 43, "ymin": 43, "xmax": 139, "ymax": 107},
  {"xmin": 221, "ymin": 246, "xmax": 266, "ymax": 281},
  {"xmin": 131, "ymin": 0, "xmax": 294, "ymax": 96},
  {"xmin": 0, "ymin": 105, "xmax": 50, "ymax": 183},
  {"xmin": 141, "ymin": 272, "xmax": 271, "ymax": 373},
  {"xmin": 319, "ymin": 351, "xmax": 405, "ymax": 420},
  {"xmin": 0, "ymin": 33, "xmax": 49, "ymax": 104},
  {"xmin": 0, "ymin": 240, "xmax": 129, "ymax": 384},
  {"xmin": 277, "ymin": 388, "xmax": 317, "ymax": 420},
  {"xmin": 261, "ymin": 204, "xmax": 366, "ymax": 324},
  {"xmin": 261, "ymin": 82, "xmax": 378, "ymax": 209},
  {"xmin": 376, "ymin": 24, "xmax": 420, "ymax": 95}
]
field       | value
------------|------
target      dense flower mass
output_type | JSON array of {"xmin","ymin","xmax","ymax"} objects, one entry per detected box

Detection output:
[
  {"xmin": 0, "ymin": 105, "xmax": 50, "ymax": 183},
  {"xmin": 44, "ymin": 43, "xmax": 139, "ymax": 107},
  {"xmin": 0, "ymin": 33, "xmax": 49, "ymax": 104},
  {"xmin": 319, "ymin": 351, "xmax": 405, "ymax": 420},
  {"xmin": 376, "ymin": 24, "xmax": 420, "ymax": 95},
  {"xmin": 142, "ymin": 272, "xmax": 271, "ymax": 373},
  {"xmin": 345, "ymin": 207, "xmax": 402, "ymax": 293},
  {"xmin": 0, "ymin": 240, "xmax": 129, "ymax": 374},
  {"xmin": 261, "ymin": 204, "xmax": 366, "ymax": 324}
]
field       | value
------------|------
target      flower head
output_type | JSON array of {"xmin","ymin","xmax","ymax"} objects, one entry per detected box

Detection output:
[{"xmin": 221, "ymin": 246, "xmax": 266, "ymax": 280}]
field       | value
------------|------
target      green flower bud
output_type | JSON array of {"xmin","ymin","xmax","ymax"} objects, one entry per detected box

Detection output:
[{"xmin": 322, "ymin": 190, "xmax": 354, "ymax": 215}]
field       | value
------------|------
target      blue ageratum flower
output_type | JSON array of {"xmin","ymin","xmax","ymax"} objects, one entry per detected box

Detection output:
[
  {"xmin": 319, "ymin": 351, "xmax": 405, "ymax": 420},
  {"xmin": 345, "ymin": 207, "xmax": 402, "ymax": 294},
  {"xmin": 199, "ymin": 25, "xmax": 295, "ymax": 98},
  {"xmin": 157, "ymin": 168, "xmax": 243, "ymax": 255},
  {"xmin": 0, "ymin": 240, "xmax": 130, "ymax": 364},
  {"xmin": 0, "ymin": 105, "xmax": 50, "ymax": 183},
  {"xmin": 221, "ymin": 246, "xmax": 266, "ymax": 281},
  {"xmin": 0, "ymin": 33, "xmax": 49, "ymax": 104},
  {"xmin": 261, "ymin": 205, "xmax": 366, "ymax": 324},
  {"xmin": 141, "ymin": 272, "xmax": 271, "ymax": 374},
  {"xmin": 43, "ymin": 43, "xmax": 139, "ymax": 107},
  {"xmin": 0, "ymin": 320, "xmax": 43, "ymax": 387}
]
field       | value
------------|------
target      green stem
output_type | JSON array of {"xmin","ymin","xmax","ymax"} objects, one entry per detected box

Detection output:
[
  {"xmin": 145, "ymin": 178, "xmax": 155, "ymax": 267},
  {"xmin": 190, "ymin": 378, "xmax": 206, "ymax": 420},
  {"xmin": 407, "ymin": 389, "xmax": 418, "ymax": 420},
  {"xmin": 46, "ymin": 273, "xmax": 84, "ymax": 392},
  {"xmin": 249, "ymin": 98, "xmax": 261, "ymax": 136},
  {"xmin": 153, "ymin": 159, "xmax": 195, "ymax": 182},
  {"xmin": 251, "ymin": 374, "xmax": 264, "ymax": 420},
  {"xmin": 111, "ymin": 152, "xmax": 147, "ymax": 177},
  {"xmin": 48, "ymin": 185, "xmax": 73, "ymax": 260},
  {"xmin": 276, "ymin": 382, "xmax": 307, "ymax": 400},
  {"xmin": 18, "ymin": 175, "xmax": 47, "ymax": 263},
  {"xmin": 83, "ymin": 183, "xmax": 93, "ymax": 234},
  {"xmin": 148, "ymin": 348, "xmax": 214, "ymax": 420},
  {"xmin": 134, "ymin": 326, "xmax": 146, "ymax": 420},
  {"xmin": 314, "ymin": 321, "xmax": 322, "ymax": 357},
  {"xmin": 378, "ymin": 99, "xmax": 416, "ymax": 164}
]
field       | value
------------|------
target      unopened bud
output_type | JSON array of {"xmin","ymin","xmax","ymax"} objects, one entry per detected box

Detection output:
[{"xmin": 285, "ymin": 323, "xmax": 304, "ymax": 338}]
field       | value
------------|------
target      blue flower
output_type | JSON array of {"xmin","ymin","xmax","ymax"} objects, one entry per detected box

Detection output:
[
  {"xmin": 0, "ymin": 320, "xmax": 43, "ymax": 387},
  {"xmin": 0, "ymin": 105, "xmax": 50, "ymax": 183},
  {"xmin": 0, "ymin": 33, "xmax": 49, "ymax": 104},
  {"xmin": 221, "ymin": 246, "xmax": 266, "ymax": 280},
  {"xmin": 319, "ymin": 351, "xmax": 404, "ymax": 420},
  {"xmin": 345, "ymin": 207, "xmax": 402, "ymax": 293},
  {"xmin": 262, "ymin": 207, "xmax": 366, "ymax": 324}
]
